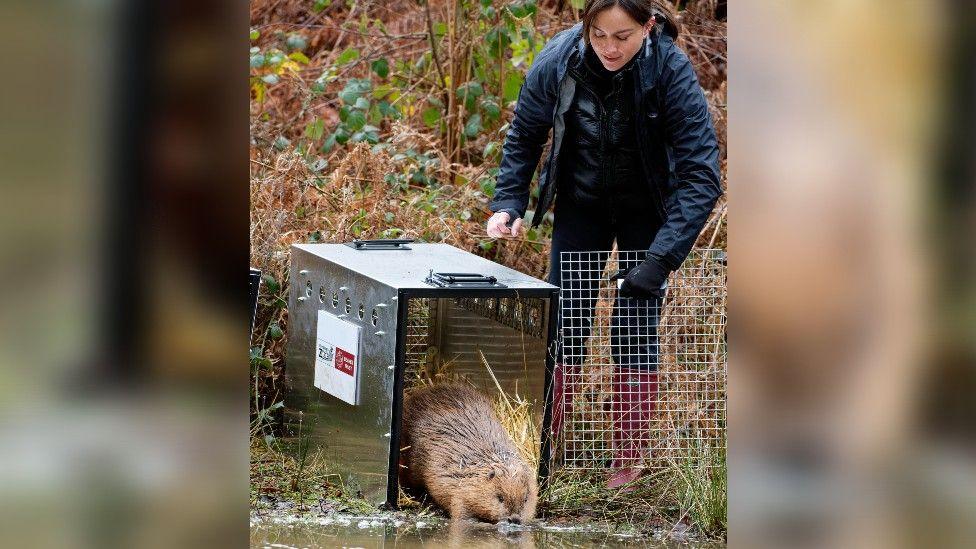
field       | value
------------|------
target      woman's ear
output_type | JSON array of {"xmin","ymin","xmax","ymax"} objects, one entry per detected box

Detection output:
[{"xmin": 645, "ymin": 17, "xmax": 656, "ymax": 35}]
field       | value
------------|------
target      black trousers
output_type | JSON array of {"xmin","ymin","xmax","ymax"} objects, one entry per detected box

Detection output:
[{"xmin": 549, "ymin": 196, "xmax": 663, "ymax": 371}]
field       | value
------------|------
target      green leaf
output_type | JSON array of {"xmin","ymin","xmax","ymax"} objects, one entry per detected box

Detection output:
[
  {"xmin": 249, "ymin": 28, "xmax": 260, "ymax": 41},
  {"xmin": 483, "ymin": 141, "xmax": 500, "ymax": 159},
  {"xmin": 433, "ymin": 22, "xmax": 447, "ymax": 37},
  {"xmin": 508, "ymin": 0, "xmax": 528, "ymax": 18},
  {"xmin": 250, "ymin": 53, "xmax": 266, "ymax": 68},
  {"xmin": 273, "ymin": 136, "xmax": 290, "ymax": 150},
  {"xmin": 487, "ymin": 28, "xmax": 511, "ymax": 59},
  {"xmin": 378, "ymin": 101, "xmax": 401, "ymax": 119},
  {"xmin": 285, "ymin": 33, "xmax": 307, "ymax": 51},
  {"xmin": 346, "ymin": 110, "xmax": 367, "ymax": 131},
  {"xmin": 251, "ymin": 356, "xmax": 273, "ymax": 371},
  {"xmin": 305, "ymin": 118, "xmax": 325, "ymax": 141},
  {"xmin": 353, "ymin": 96, "xmax": 370, "ymax": 110},
  {"xmin": 339, "ymin": 105, "xmax": 350, "ymax": 122},
  {"xmin": 261, "ymin": 74, "xmax": 279, "ymax": 85},
  {"xmin": 479, "ymin": 176, "xmax": 496, "ymax": 196},
  {"xmin": 422, "ymin": 107, "xmax": 441, "ymax": 128},
  {"xmin": 456, "ymin": 81, "xmax": 485, "ymax": 99},
  {"xmin": 268, "ymin": 322, "xmax": 284, "ymax": 340},
  {"xmin": 507, "ymin": 0, "xmax": 537, "ymax": 18},
  {"xmin": 321, "ymin": 133, "xmax": 338, "ymax": 153},
  {"xmin": 372, "ymin": 84, "xmax": 393, "ymax": 99},
  {"xmin": 362, "ymin": 125, "xmax": 381, "ymax": 143},
  {"xmin": 464, "ymin": 113, "xmax": 483, "ymax": 138},
  {"xmin": 266, "ymin": 51, "xmax": 285, "ymax": 65},
  {"xmin": 336, "ymin": 47, "xmax": 360, "ymax": 65},
  {"xmin": 334, "ymin": 128, "xmax": 350, "ymax": 145},
  {"xmin": 339, "ymin": 78, "xmax": 372, "ymax": 104},
  {"xmin": 260, "ymin": 274, "xmax": 280, "ymax": 294},
  {"xmin": 503, "ymin": 72, "xmax": 523, "ymax": 103},
  {"xmin": 313, "ymin": 0, "xmax": 333, "ymax": 12},
  {"xmin": 384, "ymin": 212, "xmax": 395, "ymax": 223},
  {"xmin": 371, "ymin": 58, "xmax": 389, "ymax": 78},
  {"xmin": 288, "ymin": 51, "xmax": 310, "ymax": 64},
  {"xmin": 480, "ymin": 97, "xmax": 501, "ymax": 121},
  {"xmin": 457, "ymin": 81, "xmax": 484, "ymax": 112}
]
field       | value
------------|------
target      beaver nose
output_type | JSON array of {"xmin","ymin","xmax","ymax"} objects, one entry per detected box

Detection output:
[{"xmin": 507, "ymin": 517, "xmax": 521, "ymax": 525}]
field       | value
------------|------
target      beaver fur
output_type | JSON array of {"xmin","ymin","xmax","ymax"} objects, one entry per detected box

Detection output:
[{"xmin": 400, "ymin": 383, "xmax": 538, "ymax": 524}]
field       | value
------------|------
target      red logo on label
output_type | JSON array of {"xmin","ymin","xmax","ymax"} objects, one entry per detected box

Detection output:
[{"xmin": 334, "ymin": 347, "xmax": 355, "ymax": 377}]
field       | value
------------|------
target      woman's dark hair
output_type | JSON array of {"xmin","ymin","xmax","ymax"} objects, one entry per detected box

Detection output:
[{"xmin": 581, "ymin": 0, "xmax": 681, "ymax": 42}]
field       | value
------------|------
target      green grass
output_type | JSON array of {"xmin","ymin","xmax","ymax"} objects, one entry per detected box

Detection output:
[
  {"xmin": 250, "ymin": 437, "xmax": 375, "ymax": 515},
  {"xmin": 668, "ymin": 444, "xmax": 727, "ymax": 536},
  {"xmin": 538, "ymin": 446, "xmax": 727, "ymax": 540}
]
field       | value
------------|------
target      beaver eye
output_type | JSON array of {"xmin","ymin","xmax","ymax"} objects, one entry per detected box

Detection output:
[{"xmin": 497, "ymin": 494, "xmax": 504, "ymax": 503}]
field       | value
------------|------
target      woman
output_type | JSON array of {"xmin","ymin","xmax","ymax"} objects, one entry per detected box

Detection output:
[{"xmin": 485, "ymin": 0, "xmax": 722, "ymax": 487}]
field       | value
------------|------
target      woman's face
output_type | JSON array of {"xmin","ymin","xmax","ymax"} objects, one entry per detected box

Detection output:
[{"xmin": 588, "ymin": 5, "xmax": 653, "ymax": 71}]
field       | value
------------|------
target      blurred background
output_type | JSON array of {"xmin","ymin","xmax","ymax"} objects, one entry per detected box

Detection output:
[
  {"xmin": 0, "ymin": 0, "xmax": 247, "ymax": 547},
  {"xmin": 729, "ymin": 1, "xmax": 975, "ymax": 547},
  {"xmin": 0, "ymin": 0, "xmax": 971, "ymax": 547}
]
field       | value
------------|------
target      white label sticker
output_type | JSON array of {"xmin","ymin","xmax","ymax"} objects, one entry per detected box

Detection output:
[{"xmin": 314, "ymin": 310, "xmax": 362, "ymax": 405}]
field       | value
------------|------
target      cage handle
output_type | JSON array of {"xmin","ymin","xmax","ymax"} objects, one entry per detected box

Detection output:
[
  {"xmin": 424, "ymin": 270, "xmax": 507, "ymax": 288},
  {"xmin": 345, "ymin": 238, "xmax": 414, "ymax": 250}
]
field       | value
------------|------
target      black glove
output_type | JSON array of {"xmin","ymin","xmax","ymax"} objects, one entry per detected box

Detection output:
[{"xmin": 618, "ymin": 257, "xmax": 670, "ymax": 299}]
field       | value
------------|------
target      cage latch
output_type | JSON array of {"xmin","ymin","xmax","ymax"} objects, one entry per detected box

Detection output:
[
  {"xmin": 424, "ymin": 271, "xmax": 507, "ymax": 289},
  {"xmin": 344, "ymin": 238, "xmax": 414, "ymax": 250}
]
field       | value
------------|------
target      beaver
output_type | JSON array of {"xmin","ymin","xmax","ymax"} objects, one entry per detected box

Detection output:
[{"xmin": 400, "ymin": 383, "xmax": 538, "ymax": 524}]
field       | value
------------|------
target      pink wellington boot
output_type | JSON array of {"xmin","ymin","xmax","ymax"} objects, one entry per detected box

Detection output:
[{"xmin": 607, "ymin": 368, "xmax": 659, "ymax": 490}]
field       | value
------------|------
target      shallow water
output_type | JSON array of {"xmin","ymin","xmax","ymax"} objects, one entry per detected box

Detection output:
[{"xmin": 250, "ymin": 513, "xmax": 724, "ymax": 548}]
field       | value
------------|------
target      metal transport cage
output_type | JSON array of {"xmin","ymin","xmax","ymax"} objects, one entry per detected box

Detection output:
[
  {"xmin": 556, "ymin": 248, "xmax": 727, "ymax": 471},
  {"xmin": 284, "ymin": 240, "xmax": 559, "ymax": 506}
]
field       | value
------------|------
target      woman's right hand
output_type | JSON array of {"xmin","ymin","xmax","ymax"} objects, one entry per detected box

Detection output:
[{"xmin": 486, "ymin": 211, "xmax": 522, "ymax": 239}]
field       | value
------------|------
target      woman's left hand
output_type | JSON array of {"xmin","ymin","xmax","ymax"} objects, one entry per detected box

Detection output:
[{"xmin": 618, "ymin": 258, "xmax": 670, "ymax": 299}]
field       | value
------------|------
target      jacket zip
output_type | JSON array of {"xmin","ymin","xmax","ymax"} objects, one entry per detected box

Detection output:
[
  {"xmin": 570, "ymin": 68, "xmax": 608, "ymax": 188},
  {"xmin": 633, "ymin": 64, "xmax": 669, "ymax": 222}
]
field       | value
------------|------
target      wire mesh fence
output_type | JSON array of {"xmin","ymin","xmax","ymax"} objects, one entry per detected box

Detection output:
[{"xmin": 556, "ymin": 248, "xmax": 727, "ymax": 471}]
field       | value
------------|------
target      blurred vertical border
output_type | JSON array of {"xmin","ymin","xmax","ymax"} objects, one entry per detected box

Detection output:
[
  {"xmin": 729, "ymin": 0, "xmax": 975, "ymax": 547},
  {"xmin": 0, "ymin": 0, "xmax": 973, "ymax": 546},
  {"xmin": 0, "ymin": 0, "xmax": 248, "ymax": 546}
]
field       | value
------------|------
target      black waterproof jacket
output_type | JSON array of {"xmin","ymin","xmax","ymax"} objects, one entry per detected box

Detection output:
[
  {"xmin": 489, "ymin": 22, "xmax": 722, "ymax": 271},
  {"xmin": 559, "ymin": 43, "xmax": 646, "ymax": 205}
]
